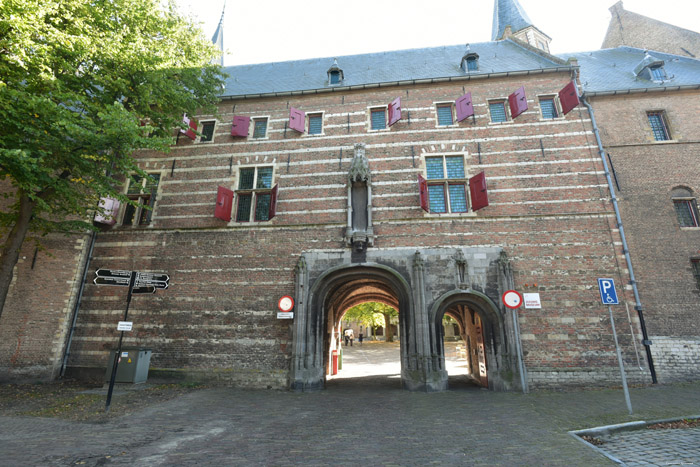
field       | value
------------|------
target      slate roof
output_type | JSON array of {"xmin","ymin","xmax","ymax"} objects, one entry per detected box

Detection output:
[
  {"xmin": 564, "ymin": 47, "xmax": 700, "ymax": 95},
  {"xmin": 220, "ymin": 40, "xmax": 568, "ymax": 98},
  {"xmin": 492, "ymin": 0, "xmax": 534, "ymax": 41}
]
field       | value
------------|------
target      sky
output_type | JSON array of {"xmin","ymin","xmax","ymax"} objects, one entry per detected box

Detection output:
[{"xmin": 174, "ymin": 0, "xmax": 700, "ymax": 67}]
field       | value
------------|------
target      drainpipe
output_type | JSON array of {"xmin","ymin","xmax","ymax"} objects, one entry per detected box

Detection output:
[
  {"xmin": 59, "ymin": 230, "xmax": 97, "ymax": 378},
  {"xmin": 580, "ymin": 95, "xmax": 658, "ymax": 384}
]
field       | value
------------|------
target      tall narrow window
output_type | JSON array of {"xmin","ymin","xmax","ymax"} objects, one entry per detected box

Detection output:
[
  {"xmin": 330, "ymin": 70, "xmax": 341, "ymax": 84},
  {"xmin": 692, "ymin": 259, "xmax": 700, "ymax": 291},
  {"xmin": 466, "ymin": 56, "xmax": 478, "ymax": 71},
  {"xmin": 236, "ymin": 166, "xmax": 275, "ymax": 222},
  {"xmin": 489, "ymin": 101, "xmax": 508, "ymax": 123},
  {"xmin": 308, "ymin": 113, "xmax": 323, "ymax": 135},
  {"xmin": 674, "ymin": 200, "xmax": 699, "ymax": 227},
  {"xmin": 370, "ymin": 108, "xmax": 386, "ymax": 130},
  {"xmin": 647, "ymin": 112, "xmax": 670, "ymax": 141},
  {"xmin": 650, "ymin": 66, "xmax": 665, "ymax": 80},
  {"xmin": 436, "ymin": 104, "xmax": 454, "ymax": 126},
  {"xmin": 200, "ymin": 121, "xmax": 216, "ymax": 142},
  {"xmin": 539, "ymin": 98, "xmax": 558, "ymax": 119},
  {"xmin": 425, "ymin": 156, "xmax": 468, "ymax": 213},
  {"xmin": 122, "ymin": 174, "xmax": 160, "ymax": 226},
  {"xmin": 253, "ymin": 118, "xmax": 268, "ymax": 139}
]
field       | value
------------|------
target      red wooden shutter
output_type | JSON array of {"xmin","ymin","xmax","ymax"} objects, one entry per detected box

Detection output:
[
  {"xmin": 231, "ymin": 116, "xmax": 250, "ymax": 137},
  {"xmin": 388, "ymin": 97, "xmax": 402, "ymax": 126},
  {"xmin": 455, "ymin": 92, "xmax": 474, "ymax": 122},
  {"xmin": 181, "ymin": 114, "xmax": 197, "ymax": 140},
  {"xmin": 508, "ymin": 86, "xmax": 528, "ymax": 119},
  {"xmin": 469, "ymin": 171, "xmax": 489, "ymax": 211},
  {"xmin": 95, "ymin": 197, "xmax": 121, "ymax": 225},
  {"xmin": 418, "ymin": 175, "xmax": 430, "ymax": 212},
  {"xmin": 559, "ymin": 81, "xmax": 580, "ymax": 115},
  {"xmin": 215, "ymin": 186, "xmax": 233, "ymax": 221},
  {"xmin": 269, "ymin": 184, "xmax": 279, "ymax": 219},
  {"xmin": 289, "ymin": 107, "xmax": 305, "ymax": 133}
]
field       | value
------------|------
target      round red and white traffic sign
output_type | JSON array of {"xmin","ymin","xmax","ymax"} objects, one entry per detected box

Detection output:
[
  {"xmin": 502, "ymin": 290, "xmax": 523, "ymax": 309},
  {"xmin": 278, "ymin": 295, "xmax": 294, "ymax": 312}
]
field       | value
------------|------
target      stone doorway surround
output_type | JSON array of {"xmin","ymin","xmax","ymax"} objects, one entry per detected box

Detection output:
[{"xmin": 290, "ymin": 247, "xmax": 525, "ymax": 392}]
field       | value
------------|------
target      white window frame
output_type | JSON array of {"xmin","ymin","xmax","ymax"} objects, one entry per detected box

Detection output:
[
  {"xmin": 487, "ymin": 99, "xmax": 511, "ymax": 124},
  {"xmin": 423, "ymin": 153, "xmax": 473, "ymax": 216},
  {"xmin": 250, "ymin": 116, "xmax": 270, "ymax": 140},
  {"xmin": 537, "ymin": 95, "xmax": 563, "ymax": 121},
  {"xmin": 368, "ymin": 106, "xmax": 389, "ymax": 132},
  {"xmin": 304, "ymin": 111, "xmax": 324, "ymax": 137},
  {"xmin": 434, "ymin": 102, "xmax": 458, "ymax": 128},
  {"xmin": 197, "ymin": 120, "xmax": 217, "ymax": 143},
  {"xmin": 235, "ymin": 165, "xmax": 275, "ymax": 223},
  {"xmin": 120, "ymin": 171, "xmax": 163, "ymax": 227}
]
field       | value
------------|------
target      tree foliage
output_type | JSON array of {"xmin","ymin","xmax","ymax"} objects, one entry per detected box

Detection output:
[
  {"xmin": 343, "ymin": 302, "xmax": 398, "ymax": 340},
  {"xmin": 0, "ymin": 0, "xmax": 226, "ymax": 314}
]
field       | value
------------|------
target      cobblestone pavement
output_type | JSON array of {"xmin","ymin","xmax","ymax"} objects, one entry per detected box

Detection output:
[{"xmin": 1, "ymin": 342, "xmax": 699, "ymax": 466}]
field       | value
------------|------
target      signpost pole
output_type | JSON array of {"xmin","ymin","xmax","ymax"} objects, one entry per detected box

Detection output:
[
  {"xmin": 105, "ymin": 270, "xmax": 136, "ymax": 412},
  {"xmin": 608, "ymin": 305, "xmax": 633, "ymax": 415}
]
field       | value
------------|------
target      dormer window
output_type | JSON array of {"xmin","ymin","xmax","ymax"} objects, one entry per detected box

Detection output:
[
  {"xmin": 650, "ymin": 65, "xmax": 666, "ymax": 81},
  {"xmin": 634, "ymin": 53, "xmax": 666, "ymax": 81},
  {"xmin": 461, "ymin": 51, "xmax": 479, "ymax": 72},
  {"xmin": 327, "ymin": 58, "xmax": 344, "ymax": 85}
]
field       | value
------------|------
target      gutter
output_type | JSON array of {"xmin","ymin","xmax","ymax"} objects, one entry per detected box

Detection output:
[
  {"xmin": 580, "ymin": 93, "xmax": 658, "ymax": 384},
  {"xmin": 220, "ymin": 66, "xmax": 577, "ymax": 101},
  {"xmin": 584, "ymin": 84, "xmax": 700, "ymax": 97},
  {"xmin": 59, "ymin": 230, "xmax": 96, "ymax": 378}
]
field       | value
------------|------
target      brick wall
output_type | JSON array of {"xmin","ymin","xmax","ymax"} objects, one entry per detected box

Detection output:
[
  {"xmin": 589, "ymin": 90, "xmax": 700, "ymax": 382},
  {"xmin": 6, "ymin": 71, "xmax": 648, "ymax": 389}
]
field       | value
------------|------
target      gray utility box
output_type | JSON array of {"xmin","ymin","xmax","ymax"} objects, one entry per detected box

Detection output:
[{"xmin": 105, "ymin": 348, "xmax": 152, "ymax": 384}]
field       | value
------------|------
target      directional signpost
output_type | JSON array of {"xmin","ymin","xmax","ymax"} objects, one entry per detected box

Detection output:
[
  {"xmin": 93, "ymin": 268, "xmax": 169, "ymax": 411},
  {"xmin": 598, "ymin": 278, "xmax": 633, "ymax": 415}
]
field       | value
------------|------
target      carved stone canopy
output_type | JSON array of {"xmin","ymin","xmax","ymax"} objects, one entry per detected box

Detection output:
[{"xmin": 348, "ymin": 143, "xmax": 371, "ymax": 183}]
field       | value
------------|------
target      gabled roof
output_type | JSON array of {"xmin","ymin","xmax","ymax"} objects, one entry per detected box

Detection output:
[
  {"xmin": 564, "ymin": 47, "xmax": 700, "ymax": 96},
  {"xmin": 221, "ymin": 40, "xmax": 569, "ymax": 98},
  {"xmin": 492, "ymin": 0, "xmax": 534, "ymax": 41}
]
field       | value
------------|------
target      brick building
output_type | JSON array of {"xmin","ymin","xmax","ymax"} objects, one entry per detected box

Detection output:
[{"xmin": 2, "ymin": 0, "xmax": 697, "ymax": 390}]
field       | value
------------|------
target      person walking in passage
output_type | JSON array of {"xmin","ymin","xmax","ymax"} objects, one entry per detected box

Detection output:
[
  {"xmin": 358, "ymin": 332, "xmax": 364, "ymax": 345},
  {"xmin": 344, "ymin": 328, "xmax": 354, "ymax": 346}
]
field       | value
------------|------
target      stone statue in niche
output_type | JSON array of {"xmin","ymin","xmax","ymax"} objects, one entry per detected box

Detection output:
[
  {"xmin": 454, "ymin": 249, "xmax": 469, "ymax": 288},
  {"xmin": 344, "ymin": 143, "xmax": 375, "ymax": 250}
]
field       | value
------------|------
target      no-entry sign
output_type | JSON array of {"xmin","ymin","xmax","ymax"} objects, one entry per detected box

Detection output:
[{"xmin": 502, "ymin": 290, "xmax": 523, "ymax": 309}]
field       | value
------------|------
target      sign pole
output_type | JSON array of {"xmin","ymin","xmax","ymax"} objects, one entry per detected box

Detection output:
[
  {"xmin": 608, "ymin": 305, "xmax": 633, "ymax": 415},
  {"xmin": 105, "ymin": 271, "xmax": 136, "ymax": 412}
]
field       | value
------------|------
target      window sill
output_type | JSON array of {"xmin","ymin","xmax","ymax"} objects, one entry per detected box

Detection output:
[
  {"xmin": 423, "ymin": 211, "xmax": 476, "ymax": 218},
  {"xmin": 436, "ymin": 124, "xmax": 460, "ymax": 129},
  {"xmin": 680, "ymin": 226, "xmax": 700, "ymax": 231},
  {"xmin": 488, "ymin": 121, "xmax": 512, "ymax": 125},
  {"xmin": 368, "ymin": 128, "xmax": 390, "ymax": 133}
]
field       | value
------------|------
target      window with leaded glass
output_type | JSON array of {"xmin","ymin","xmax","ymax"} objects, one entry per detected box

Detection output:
[
  {"xmin": 199, "ymin": 121, "xmax": 216, "ymax": 142},
  {"xmin": 539, "ymin": 98, "xmax": 558, "ymax": 119},
  {"xmin": 647, "ymin": 111, "xmax": 670, "ymax": 141},
  {"xmin": 252, "ymin": 118, "xmax": 268, "ymax": 139},
  {"xmin": 425, "ymin": 156, "xmax": 468, "ymax": 213},
  {"xmin": 236, "ymin": 166, "xmax": 274, "ymax": 222},
  {"xmin": 122, "ymin": 173, "xmax": 161, "ymax": 226},
  {"xmin": 692, "ymin": 260, "xmax": 700, "ymax": 291},
  {"xmin": 466, "ymin": 56, "xmax": 478, "ymax": 71},
  {"xmin": 671, "ymin": 188, "xmax": 699, "ymax": 228},
  {"xmin": 436, "ymin": 104, "xmax": 454, "ymax": 126},
  {"xmin": 489, "ymin": 101, "xmax": 508, "ymax": 123},
  {"xmin": 650, "ymin": 66, "xmax": 665, "ymax": 81},
  {"xmin": 308, "ymin": 113, "xmax": 323, "ymax": 135},
  {"xmin": 370, "ymin": 108, "xmax": 386, "ymax": 130},
  {"xmin": 330, "ymin": 70, "xmax": 341, "ymax": 84}
]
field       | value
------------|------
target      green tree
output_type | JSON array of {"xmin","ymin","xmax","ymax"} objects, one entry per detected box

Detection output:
[
  {"xmin": 0, "ymin": 0, "xmax": 226, "ymax": 315},
  {"xmin": 344, "ymin": 302, "xmax": 398, "ymax": 341}
]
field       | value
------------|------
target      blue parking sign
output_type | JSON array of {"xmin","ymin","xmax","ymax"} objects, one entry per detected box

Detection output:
[{"xmin": 598, "ymin": 278, "xmax": 619, "ymax": 305}]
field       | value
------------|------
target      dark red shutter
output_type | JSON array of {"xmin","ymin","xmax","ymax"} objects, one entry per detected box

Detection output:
[
  {"xmin": 559, "ymin": 81, "xmax": 580, "ymax": 115},
  {"xmin": 508, "ymin": 86, "xmax": 528, "ymax": 119},
  {"xmin": 269, "ymin": 184, "xmax": 279, "ymax": 219},
  {"xmin": 231, "ymin": 116, "xmax": 250, "ymax": 137},
  {"xmin": 289, "ymin": 107, "xmax": 305, "ymax": 133},
  {"xmin": 181, "ymin": 114, "xmax": 197, "ymax": 140},
  {"xmin": 95, "ymin": 197, "xmax": 121, "ymax": 225},
  {"xmin": 388, "ymin": 97, "xmax": 402, "ymax": 126},
  {"xmin": 455, "ymin": 92, "xmax": 474, "ymax": 122},
  {"xmin": 215, "ymin": 186, "xmax": 233, "ymax": 221},
  {"xmin": 469, "ymin": 171, "xmax": 489, "ymax": 211},
  {"xmin": 418, "ymin": 175, "xmax": 430, "ymax": 212}
]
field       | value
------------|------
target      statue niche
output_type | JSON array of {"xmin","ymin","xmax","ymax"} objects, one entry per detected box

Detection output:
[{"xmin": 344, "ymin": 143, "xmax": 374, "ymax": 250}]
